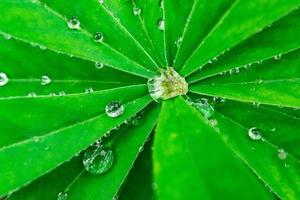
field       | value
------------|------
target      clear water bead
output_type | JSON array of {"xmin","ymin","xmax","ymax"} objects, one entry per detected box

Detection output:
[
  {"xmin": 83, "ymin": 145, "xmax": 113, "ymax": 175},
  {"xmin": 274, "ymin": 54, "xmax": 282, "ymax": 60},
  {"xmin": 175, "ymin": 37, "xmax": 183, "ymax": 47},
  {"xmin": 57, "ymin": 192, "xmax": 68, "ymax": 200},
  {"xmin": 157, "ymin": 19, "xmax": 165, "ymax": 31},
  {"xmin": 188, "ymin": 98, "xmax": 215, "ymax": 119},
  {"xmin": 106, "ymin": 101, "xmax": 124, "ymax": 118},
  {"xmin": 248, "ymin": 127, "xmax": 262, "ymax": 140},
  {"xmin": 278, "ymin": 149, "xmax": 287, "ymax": 160},
  {"xmin": 94, "ymin": 32, "xmax": 104, "ymax": 42},
  {"xmin": 133, "ymin": 6, "xmax": 141, "ymax": 16},
  {"xmin": 41, "ymin": 75, "xmax": 51, "ymax": 85},
  {"xmin": 0, "ymin": 73, "xmax": 9, "ymax": 86},
  {"xmin": 67, "ymin": 16, "xmax": 80, "ymax": 30},
  {"xmin": 98, "ymin": 0, "xmax": 104, "ymax": 4},
  {"xmin": 28, "ymin": 92, "xmax": 37, "ymax": 98},
  {"xmin": 95, "ymin": 62, "xmax": 104, "ymax": 69}
]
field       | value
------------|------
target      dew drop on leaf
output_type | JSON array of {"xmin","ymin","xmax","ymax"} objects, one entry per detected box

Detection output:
[
  {"xmin": 278, "ymin": 149, "xmax": 287, "ymax": 160},
  {"xmin": 85, "ymin": 87, "xmax": 94, "ymax": 94},
  {"xmin": 98, "ymin": 0, "xmax": 104, "ymax": 4},
  {"xmin": 59, "ymin": 91, "xmax": 66, "ymax": 96},
  {"xmin": 3, "ymin": 33, "xmax": 12, "ymax": 40},
  {"xmin": 57, "ymin": 192, "xmax": 68, "ymax": 200},
  {"xmin": 105, "ymin": 101, "xmax": 124, "ymax": 118},
  {"xmin": 188, "ymin": 98, "xmax": 215, "ymax": 119},
  {"xmin": 213, "ymin": 96, "xmax": 225, "ymax": 104},
  {"xmin": 130, "ymin": 113, "xmax": 143, "ymax": 126},
  {"xmin": 28, "ymin": 92, "xmax": 37, "ymax": 98},
  {"xmin": 41, "ymin": 75, "xmax": 51, "ymax": 85},
  {"xmin": 157, "ymin": 19, "xmax": 165, "ymax": 31},
  {"xmin": 0, "ymin": 73, "xmax": 9, "ymax": 86},
  {"xmin": 274, "ymin": 54, "xmax": 282, "ymax": 60},
  {"xmin": 95, "ymin": 62, "xmax": 104, "ymax": 69},
  {"xmin": 248, "ymin": 127, "xmax": 262, "ymax": 140},
  {"xmin": 133, "ymin": 6, "xmax": 141, "ymax": 16},
  {"xmin": 94, "ymin": 32, "xmax": 104, "ymax": 42},
  {"xmin": 83, "ymin": 145, "xmax": 113, "ymax": 175},
  {"xmin": 175, "ymin": 37, "xmax": 183, "ymax": 47},
  {"xmin": 67, "ymin": 16, "xmax": 80, "ymax": 30}
]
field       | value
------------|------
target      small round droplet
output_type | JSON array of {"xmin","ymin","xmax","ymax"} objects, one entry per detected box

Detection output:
[
  {"xmin": 133, "ymin": 6, "xmax": 141, "ymax": 16},
  {"xmin": 95, "ymin": 62, "xmax": 104, "ymax": 69},
  {"xmin": 3, "ymin": 34, "xmax": 12, "ymax": 40},
  {"xmin": 105, "ymin": 101, "xmax": 124, "ymax": 118},
  {"xmin": 59, "ymin": 91, "xmax": 66, "ymax": 96},
  {"xmin": 278, "ymin": 149, "xmax": 287, "ymax": 160},
  {"xmin": 83, "ymin": 145, "xmax": 113, "ymax": 175},
  {"xmin": 157, "ymin": 19, "xmax": 165, "ymax": 31},
  {"xmin": 248, "ymin": 127, "xmax": 262, "ymax": 140},
  {"xmin": 28, "ymin": 92, "xmax": 37, "ymax": 98},
  {"xmin": 94, "ymin": 32, "xmax": 104, "ymax": 42},
  {"xmin": 85, "ymin": 87, "xmax": 94, "ymax": 94},
  {"xmin": 131, "ymin": 114, "xmax": 143, "ymax": 126},
  {"xmin": 67, "ymin": 16, "xmax": 80, "ymax": 30},
  {"xmin": 274, "ymin": 54, "xmax": 282, "ymax": 60},
  {"xmin": 57, "ymin": 192, "xmax": 68, "ymax": 200},
  {"xmin": 41, "ymin": 75, "xmax": 51, "ymax": 85},
  {"xmin": 0, "ymin": 73, "xmax": 9, "ymax": 86},
  {"xmin": 175, "ymin": 37, "xmax": 183, "ymax": 47},
  {"xmin": 213, "ymin": 96, "xmax": 225, "ymax": 104},
  {"xmin": 98, "ymin": 0, "xmax": 104, "ymax": 4}
]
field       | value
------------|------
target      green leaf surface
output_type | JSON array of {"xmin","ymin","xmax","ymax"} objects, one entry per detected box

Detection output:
[
  {"xmin": 8, "ymin": 104, "xmax": 160, "ymax": 200},
  {"xmin": 180, "ymin": 0, "xmax": 300, "ymax": 77},
  {"xmin": 0, "ymin": 0, "xmax": 154, "ymax": 78},
  {"xmin": 188, "ymin": 9, "xmax": 300, "ymax": 83},
  {"xmin": 212, "ymin": 110, "xmax": 300, "ymax": 199},
  {"xmin": 0, "ymin": 94, "xmax": 152, "ymax": 196},
  {"xmin": 163, "ymin": 0, "xmax": 194, "ymax": 66},
  {"xmin": 174, "ymin": 0, "xmax": 234, "ymax": 70},
  {"xmin": 153, "ymin": 97, "xmax": 274, "ymax": 199}
]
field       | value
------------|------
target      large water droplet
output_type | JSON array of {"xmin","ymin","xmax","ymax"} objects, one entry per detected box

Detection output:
[
  {"xmin": 189, "ymin": 98, "xmax": 215, "ymax": 118},
  {"xmin": 83, "ymin": 145, "xmax": 113, "ymax": 175},
  {"xmin": 278, "ymin": 149, "xmax": 287, "ymax": 160},
  {"xmin": 0, "ymin": 73, "xmax": 9, "ymax": 86},
  {"xmin": 248, "ymin": 127, "xmax": 262, "ymax": 140},
  {"xmin": 95, "ymin": 62, "xmax": 104, "ymax": 69},
  {"xmin": 94, "ymin": 32, "xmax": 104, "ymax": 42},
  {"xmin": 41, "ymin": 75, "xmax": 51, "ymax": 85},
  {"xmin": 157, "ymin": 19, "xmax": 165, "ymax": 31},
  {"xmin": 106, "ymin": 101, "xmax": 124, "ymax": 118},
  {"xmin": 67, "ymin": 16, "xmax": 80, "ymax": 30},
  {"xmin": 57, "ymin": 192, "xmax": 68, "ymax": 200},
  {"xmin": 133, "ymin": 6, "xmax": 141, "ymax": 16}
]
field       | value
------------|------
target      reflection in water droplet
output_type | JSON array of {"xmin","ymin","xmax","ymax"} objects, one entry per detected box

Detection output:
[
  {"xmin": 57, "ymin": 192, "xmax": 68, "ymax": 200},
  {"xmin": 248, "ymin": 127, "xmax": 262, "ymax": 140},
  {"xmin": 83, "ymin": 145, "xmax": 113, "ymax": 175},
  {"xmin": 106, "ymin": 101, "xmax": 124, "ymax": 118},
  {"xmin": 41, "ymin": 75, "xmax": 51, "ymax": 85},
  {"xmin": 95, "ymin": 62, "xmax": 104, "ymax": 69},
  {"xmin": 0, "ymin": 73, "xmax": 9, "ymax": 86},
  {"xmin": 94, "ymin": 32, "xmax": 104, "ymax": 42},
  {"xmin": 67, "ymin": 16, "xmax": 80, "ymax": 30},
  {"xmin": 157, "ymin": 19, "xmax": 165, "ymax": 31},
  {"xmin": 133, "ymin": 6, "xmax": 141, "ymax": 16},
  {"xmin": 278, "ymin": 149, "xmax": 287, "ymax": 160}
]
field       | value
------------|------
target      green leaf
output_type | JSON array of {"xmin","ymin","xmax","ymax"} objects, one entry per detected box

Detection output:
[
  {"xmin": 212, "ymin": 110, "xmax": 300, "ymax": 199},
  {"xmin": 0, "ymin": 93, "xmax": 152, "ymax": 196},
  {"xmin": 188, "ymin": 9, "xmax": 300, "ymax": 83},
  {"xmin": 180, "ymin": 0, "xmax": 300, "ymax": 77},
  {"xmin": 174, "ymin": 0, "xmax": 234, "ymax": 70},
  {"xmin": 153, "ymin": 97, "xmax": 274, "ymax": 199},
  {"xmin": 0, "ymin": 0, "xmax": 154, "ymax": 78},
  {"xmin": 8, "ymin": 104, "xmax": 160, "ymax": 200}
]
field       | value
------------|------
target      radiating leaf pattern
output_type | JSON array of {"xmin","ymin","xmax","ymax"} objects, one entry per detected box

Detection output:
[{"xmin": 0, "ymin": 0, "xmax": 300, "ymax": 199}]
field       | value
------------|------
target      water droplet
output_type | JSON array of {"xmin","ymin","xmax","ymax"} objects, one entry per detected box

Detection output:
[
  {"xmin": 138, "ymin": 146, "xmax": 144, "ymax": 153},
  {"xmin": 188, "ymin": 98, "xmax": 215, "ymax": 118},
  {"xmin": 39, "ymin": 45, "xmax": 47, "ymax": 50},
  {"xmin": 229, "ymin": 68, "xmax": 240, "ymax": 75},
  {"xmin": 130, "ymin": 113, "xmax": 143, "ymax": 126},
  {"xmin": 67, "ymin": 16, "xmax": 80, "ymax": 30},
  {"xmin": 157, "ymin": 19, "xmax": 165, "ymax": 31},
  {"xmin": 248, "ymin": 127, "xmax": 262, "ymax": 140},
  {"xmin": 57, "ymin": 192, "xmax": 68, "ymax": 200},
  {"xmin": 3, "ymin": 33, "xmax": 12, "ymax": 40},
  {"xmin": 256, "ymin": 60, "xmax": 263, "ymax": 64},
  {"xmin": 244, "ymin": 63, "xmax": 252, "ymax": 70},
  {"xmin": 175, "ymin": 37, "xmax": 183, "ymax": 47},
  {"xmin": 256, "ymin": 79, "xmax": 263, "ymax": 84},
  {"xmin": 95, "ymin": 62, "xmax": 104, "ymax": 69},
  {"xmin": 59, "ymin": 91, "xmax": 66, "ymax": 96},
  {"xmin": 85, "ymin": 87, "xmax": 94, "ymax": 94},
  {"xmin": 98, "ymin": 0, "xmax": 104, "ymax": 4},
  {"xmin": 50, "ymin": 93, "xmax": 56, "ymax": 97},
  {"xmin": 41, "ymin": 75, "xmax": 51, "ymax": 85},
  {"xmin": 94, "ymin": 32, "xmax": 104, "ymax": 42},
  {"xmin": 133, "ymin": 6, "xmax": 141, "ymax": 16},
  {"xmin": 28, "ymin": 92, "xmax": 37, "ymax": 98},
  {"xmin": 106, "ymin": 101, "xmax": 124, "ymax": 118},
  {"xmin": 213, "ymin": 96, "xmax": 225, "ymax": 104},
  {"xmin": 0, "ymin": 73, "xmax": 9, "ymax": 86},
  {"xmin": 209, "ymin": 119, "xmax": 218, "ymax": 127},
  {"xmin": 112, "ymin": 195, "xmax": 119, "ymax": 200},
  {"xmin": 274, "ymin": 54, "xmax": 282, "ymax": 60},
  {"xmin": 83, "ymin": 145, "xmax": 113, "ymax": 175},
  {"xmin": 278, "ymin": 149, "xmax": 287, "ymax": 160},
  {"xmin": 208, "ymin": 57, "xmax": 218, "ymax": 64},
  {"xmin": 284, "ymin": 163, "xmax": 290, "ymax": 168}
]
